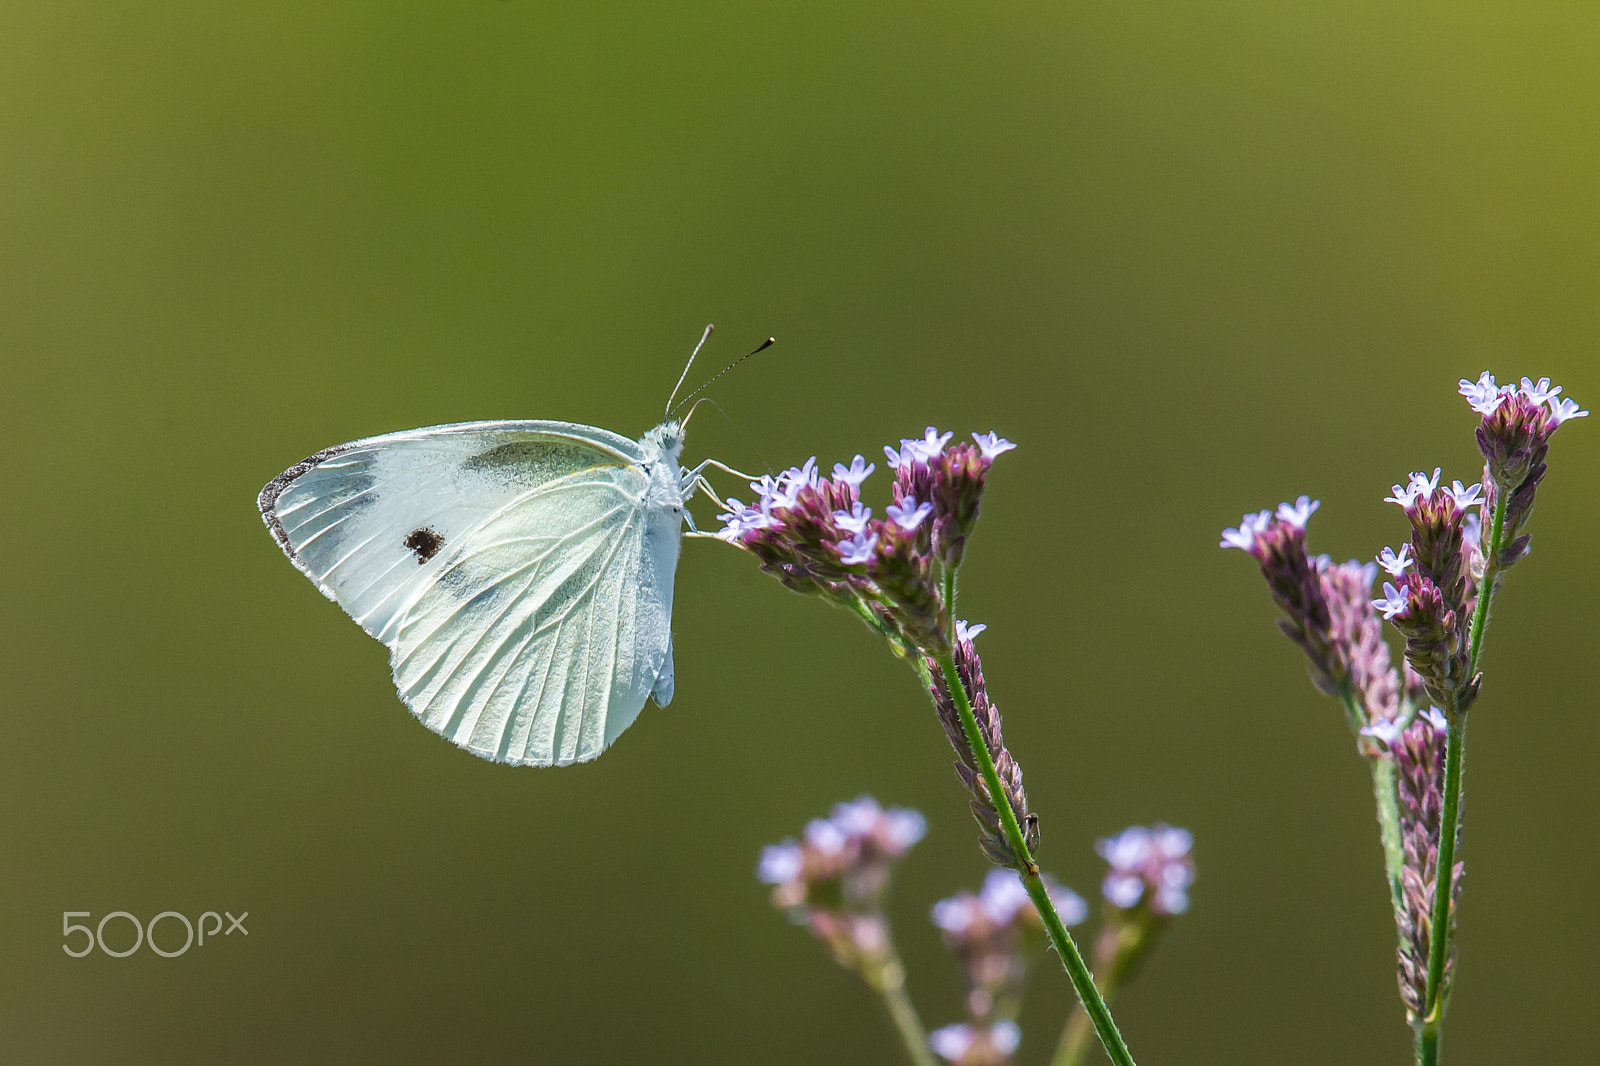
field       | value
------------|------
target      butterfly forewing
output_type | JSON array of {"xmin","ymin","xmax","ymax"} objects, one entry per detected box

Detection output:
[
  {"xmin": 259, "ymin": 420, "xmax": 678, "ymax": 766},
  {"xmin": 259, "ymin": 421, "xmax": 643, "ymax": 643}
]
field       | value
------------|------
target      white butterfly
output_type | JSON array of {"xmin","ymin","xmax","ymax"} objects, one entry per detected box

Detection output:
[{"xmin": 258, "ymin": 329, "xmax": 752, "ymax": 767}]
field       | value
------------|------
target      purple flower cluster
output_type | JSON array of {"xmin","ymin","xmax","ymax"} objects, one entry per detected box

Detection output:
[
  {"xmin": 1460, "ymin": 373, "xmax": 1586, "ymax": 573},
  {"xmin": 1220, "ymin": 497, "xmax": 1405, "ymax": 742},
  {"xmin": 926, "ymin": 621, "xmax": 1038, "ymax": 870},
  {"xmin": 928, "ymin": 1020, "xmax": 1022, "ymax": 1066},
  {"xmin": 757, "ymin": 796, "xmax": 926, "ymax": 974},
  {"xmin": 1224, "ymin": 371, "xmax": 1583, "ymax": 1041},
  {"xmin": 715, "ymin": 428, "xmax": 1015, "ymax": 654},
  {"xmin": 931, "ymin": 869, "xmax": 1087, "ymax": 1024},
  {"xmin": 1097, "ymin": 824, "xmax": 1195, "ymax": 916},
  {"xmin": 1222, "ymin": 370, "xmax": 1585, "ymax": 726},
  {"xmin": 1371, "ymin": 467, "xmax": 1482, "ymax": 711}
]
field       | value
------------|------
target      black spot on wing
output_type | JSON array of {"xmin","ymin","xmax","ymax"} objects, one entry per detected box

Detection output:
[{"xmin": 404, "ymin": 527, "xmax": 445, "ymax": 563}]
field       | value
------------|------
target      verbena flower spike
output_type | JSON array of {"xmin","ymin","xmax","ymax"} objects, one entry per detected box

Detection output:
[
  {"xmin": 1225, "ymin": 371, "xmax": 1584, "ymax": 1065},
  {"xmin": 729, "ymin": 428, "xmax": 1142, "ymax": 1066}
]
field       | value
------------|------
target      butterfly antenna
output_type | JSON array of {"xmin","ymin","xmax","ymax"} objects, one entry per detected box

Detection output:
[
  {"xmin": 670, "ymin": 336, "xmax": 776, "ymax": 419},
  {"xmin": 665, "ymin": 324, "xmax": 716, "ymax": 419}
]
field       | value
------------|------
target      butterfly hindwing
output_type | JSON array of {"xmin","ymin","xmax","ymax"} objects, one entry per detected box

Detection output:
[{"xmin": 390, "ymin": 464, "xmax": 674, "ymax": 766}]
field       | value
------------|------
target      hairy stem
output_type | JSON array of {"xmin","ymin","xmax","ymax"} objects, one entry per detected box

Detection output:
[{"xmin": 932, "ymin": 652, "xmax": 1138, "ymax": 1066}]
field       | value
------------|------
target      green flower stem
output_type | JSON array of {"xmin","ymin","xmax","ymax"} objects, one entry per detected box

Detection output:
[
  {"xmin": 931, "ymin": 652, "xmax": 1138, "ymax": 1066},
  {"xmin": 866, "ymin": 952, "xmax": 938, "ymax": 1066},
  {"xmin": 1418, "ymin": 490, "xmax": 1507, "ymax": 1061},
  {"xmin": 1050, "ymin": 919, "xmax": 1148, "ymax": 1066},
  {"xmin": 1417, "ymin": 708, "xmax": 1466, "ymax": 1060},
  {"xmin": 1052, "ymin": 991, "xmax": 1110, "ymax": 1066},
  {"xmin": 1417, "ymin": 1027, "xmax": 1438, "ymax": 1066}
]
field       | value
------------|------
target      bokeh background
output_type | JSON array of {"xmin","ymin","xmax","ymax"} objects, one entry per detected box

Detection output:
[{"xmin": 3, "ymin": 3, "xmax": 1596, "ymax": 1063}]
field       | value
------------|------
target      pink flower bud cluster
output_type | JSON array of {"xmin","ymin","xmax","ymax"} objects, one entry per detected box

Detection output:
[
  {"xmin": 1460, "ymin": 373, "xmax": 1586, "ymax": 572},
  {"xmin": 1221, "ymin": 498, "xmax": 1406, "ymax": 740},
  {"xmin": 1372, "ymin": 468, "xmax": 1482, "ymax": 711},
  {"xmin": 928, "ymin": 1020, "xmax": 1022, "ymax": 1066},
  {"xmin": 756, "ymin": 796, "xmax": 926, "ymax": 973},
  {"xmin": 1096, "ymin": 824, "xmax": 1195, "ymax": 917},
  {"xmin": 715, "ymin": 428, "xmax": 1014, "ymax": 654},
  {"xmin": 931, "ymin": 869, "xmax": 1086, "ymax": 1024}
]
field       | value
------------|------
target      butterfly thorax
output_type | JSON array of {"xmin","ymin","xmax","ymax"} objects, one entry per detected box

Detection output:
[{"xmin": 638, "ymin": 420, "xmax": 687, "ymax": 514}]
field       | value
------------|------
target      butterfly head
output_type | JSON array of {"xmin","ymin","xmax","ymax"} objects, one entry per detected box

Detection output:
[{"xmin": 640, "ymin": 421, "xmax": 686, "ymax": 467}]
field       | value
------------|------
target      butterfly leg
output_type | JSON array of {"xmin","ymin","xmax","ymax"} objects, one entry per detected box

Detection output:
[
  {"xmin": 688, "ymin": 474, "xmax": 732, "ymax": 511},
  {"xmin": 679, "ymin": 458, "xmax": 758, "ymax": 494}
]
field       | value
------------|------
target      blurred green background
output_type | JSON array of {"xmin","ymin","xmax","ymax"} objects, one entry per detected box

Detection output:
[{"xmin": 2, "ymin": 2, "xmax": 1596, "ymax": 1062}]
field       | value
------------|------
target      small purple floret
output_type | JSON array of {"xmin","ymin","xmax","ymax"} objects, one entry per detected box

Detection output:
[
  {"xmin": 1377, "ymin": 544, "xmax": 1413, "ymax": 577},
  {"xmin": 1446, "ymin": 480, "xmax": 1483, "ymax": 508},
  {"xmin": 887, "ymin": 497, "xmax": 934, "ymax": 530},
  {"xmin": 757, "ymin": 841, "xmax": 804, "ymax": 884},
  {"xmin": 804, "ymin": 817, "xmax": 847, "ymax": 856},
  {"xmin": 1373, "ymin": 581, "xmax": 1409, "ymax": 620},
  {"xmin": 1549, "ymin": 396, "xmax": 1589, "ymax": 425},
  {"xmin": 954, "ymin": 619, "xmax": 987, "ymax": 643},
  {"xmin": 833, "ymin": 502, "xmax": 873, "ymax": 534},
  {"xmin": 1359, "ymin": 718, "xmax": 1406, "ymax": 748},
  {"xmin": 1096, "ymin": 823, "xmax": 1196, "ymax": 915},
  {"xmin": 832, "ymin": 455, "xmax": 875, "ymax": 486},
  {"xmin": 1386, "ymin": 468, "xmax": 1442, "ymax": 508},
  {"xmin": 972, "ymin": 431, "xmax": 1016, "ymax": 459},
  {"xmin": 836, "ymin": 530, "xmax": 879, "ymax": 565},
  {"xmin": 1519, "ymin": 376, "xmax": 1561, "ymax": 405},
  {"xmin": 1459, "ymin": 371, "xmax": 1506, "ymax": 414},
  {"xmin": 1219, "ymin": 509, "xmax": 1272, "ymax": 550},
  {"xmin": 1275, "ymin": 495, "xmax": 1320, "ymax": 529},
  {"xmin": 929, "ymin": 1024, "xmax": 976, "ymax": 1061},
  {"xmin": 881, "ymin": 808, "xmax": 928, "ymax": 851}
]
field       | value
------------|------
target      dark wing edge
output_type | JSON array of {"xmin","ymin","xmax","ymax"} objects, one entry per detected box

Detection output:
[{"xmin": 257, "ymin": 441, "xmax": 359, "ymax": 558}]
